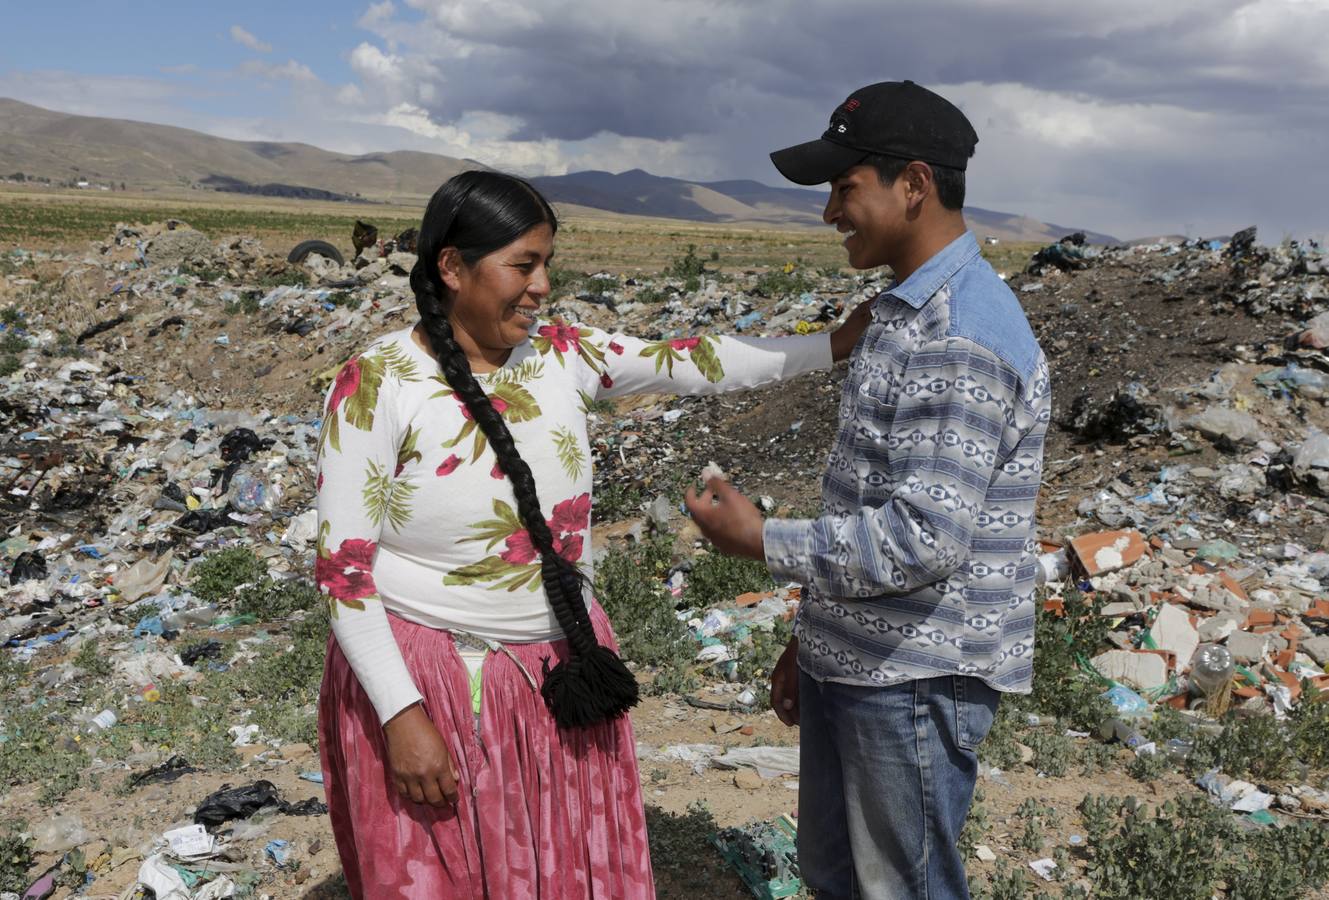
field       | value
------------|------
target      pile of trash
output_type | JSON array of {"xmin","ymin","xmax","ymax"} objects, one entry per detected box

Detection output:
[{"xmin": 2, "ymin": 216, "xmax": 1328, "ymax": 897}]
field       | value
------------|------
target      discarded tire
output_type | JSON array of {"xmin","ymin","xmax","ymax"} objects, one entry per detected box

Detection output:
[{"xmin": 287, "ymin": 239, "xmax": 344, "ymax": 266}]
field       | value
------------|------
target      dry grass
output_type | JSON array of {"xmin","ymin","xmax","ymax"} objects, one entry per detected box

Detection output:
[{"xmin": 0, "ymin": 187, "xmax": 1042, "ymax": 279}]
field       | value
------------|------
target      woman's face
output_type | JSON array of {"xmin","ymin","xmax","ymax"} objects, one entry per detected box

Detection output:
[{"xmin": 441, "ymin": 223, "xmax": 554, "ymax": 361}]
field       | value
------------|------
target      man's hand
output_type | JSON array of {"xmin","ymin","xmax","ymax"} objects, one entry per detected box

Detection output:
[
  {"xmin": 770, "ymin": 636, "xmax": 800, "ymax": 727},
  {"xmin": 383, "ymin": 703, "xmax": 460, "ymax": 808},
  {"xmin": 683, "ymin": 477, "xmax": 766, "ymax": 561},
  {"xmin": 829, "ymin": 298, "xmax": 874, "ymax": 362}
]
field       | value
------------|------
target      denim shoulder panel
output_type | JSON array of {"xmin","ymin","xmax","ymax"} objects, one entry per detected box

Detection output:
[{"xmin": 943, "ymin": 258, "xmax": 1040, "ymax": 382}]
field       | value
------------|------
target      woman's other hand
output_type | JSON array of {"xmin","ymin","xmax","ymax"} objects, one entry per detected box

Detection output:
[
  {"xmin": 383, "ymin": 703, "xmax": 460, "ymax": 807},
  {"xmin": 830, "ymin": 298, "xmax": 874, "ymax": 362}
]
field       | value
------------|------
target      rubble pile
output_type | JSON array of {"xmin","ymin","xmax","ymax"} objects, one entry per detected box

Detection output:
[{"xmin": 0, "ymin": 220, "xmax": 1327, "ymax": 897}]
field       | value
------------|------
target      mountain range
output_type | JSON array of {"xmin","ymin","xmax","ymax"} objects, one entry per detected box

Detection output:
[{"xmin": 0, "ymin": 97, "xmax": 1115, "ymax": 243}]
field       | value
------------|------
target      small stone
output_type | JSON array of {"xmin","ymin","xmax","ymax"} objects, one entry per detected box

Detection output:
[
  {"xmin": 975, "ymin": 845, "xmax": 997, "ymax": 862},
  {"xmin": 1198, "ymin": 613, "xmax": 1241, "ymax": 643},
  {"xmin": 734, "ymin": 770, "xmax": 763, "ymax": 790},
  {"xmin": 1301, "ymin": 634, "xmax": 1329, "ymax": 666},
  {"xmin": 1225, "ymin": 630, "xmax": 1271, "ymax": 665}
]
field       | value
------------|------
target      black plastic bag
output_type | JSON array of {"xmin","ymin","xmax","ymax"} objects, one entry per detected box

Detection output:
[{"xmin": 194, "ymin": 780, "xmax": 284, "ymax": 829}]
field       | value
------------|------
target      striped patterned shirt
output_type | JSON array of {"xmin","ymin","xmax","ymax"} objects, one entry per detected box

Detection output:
[{"xmin": 763, "ymin": 231, "xmax": 1049, "ymax": 693}]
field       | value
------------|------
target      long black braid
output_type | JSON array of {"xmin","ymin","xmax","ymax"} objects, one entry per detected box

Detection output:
[{"xmin": 410, "ymin": 171, "xmax": 637, "ymax": 728}]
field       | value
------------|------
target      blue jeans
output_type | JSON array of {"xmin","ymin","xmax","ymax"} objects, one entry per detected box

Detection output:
[{"xmin": 798, "ymin": 671, "xmax": 999, "ymax": 900}]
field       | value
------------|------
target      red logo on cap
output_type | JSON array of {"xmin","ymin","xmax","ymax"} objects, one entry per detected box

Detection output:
[{"xmin": 844, "ymin": 99, "xmax": 860, "ymax": 112}]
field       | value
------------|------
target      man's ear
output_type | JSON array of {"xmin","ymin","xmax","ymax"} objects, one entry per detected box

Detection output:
[
  {"xmin": 437, "ymin": 247, "xmax": 463, "ymax": 293},
  {"xmin": 904, "ymin": 162, "xmax": 933, "ymax": 211}
]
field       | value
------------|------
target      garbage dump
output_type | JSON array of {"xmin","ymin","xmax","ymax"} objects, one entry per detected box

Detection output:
[{"xmin": 1, "ymin": 220, "xmax": 1327, "ymax": 897}]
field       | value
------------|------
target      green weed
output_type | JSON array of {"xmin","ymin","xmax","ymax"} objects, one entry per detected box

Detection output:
[
  {"xmin": 1189, "ymin": 712, "xmax": 1295, "ymax": 782},
  {"xmin": 592, "ymin": 481, "xmax": 643, "ymax": 523},
  {"xmin": 223, "ymin": 294, "xmax": 262, "ymax": 315},
  {"xmin": 1025, "ymin": 730, "xmax": 1074, "ymax": 777},
  {"xmin": 0, "ymin": 827, "xmax": 34, "ymax": 893},
  {"xmin": 73, "ymin": 638, "xmax": 112, "ymax": 678},
  {"xmin": 595, "ymin": 538, "xmax": 696, "ymax": 695},
  {"xmin": 235, "ymin": 577, "xmax": 320, "ymax": 620},
  {"xmin": 189, "ymin": 547, "xmax": 269, "ymax": 603},
  {"xmin": 646, "ymin": 802, "xmax": 745, "ymax": 899},
  {"xmin": 682, "ymin": 552, "xmax": 773, "ymax": 608}
]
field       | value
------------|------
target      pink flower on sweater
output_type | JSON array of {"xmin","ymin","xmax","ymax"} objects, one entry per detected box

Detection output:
[
  {"xmin": 327, "ymin": 358, "xmax": 361, "ymax": 414},
  {"xmin": 436, "ymin": 454, "xmax": 461, "ymax": 476},
  {"xmin": 669, "ymin": 337, "xmax": 701, "ymax": 351},
  {"xmin": 537, "ymin": 323, "xmax": 581, "ymax": 353},
  {"xmin": 549, "ymin": 493, "xmax": 592, "ymax": 537},
  {"xmin": 315, "ymin": 538, "xmax": 377, "ymax": 602}
]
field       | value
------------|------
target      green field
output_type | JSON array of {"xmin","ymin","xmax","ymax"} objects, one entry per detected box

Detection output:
[{"xmin": 0, "ymin": 189, "xmax": 1042, "ymax": 277}]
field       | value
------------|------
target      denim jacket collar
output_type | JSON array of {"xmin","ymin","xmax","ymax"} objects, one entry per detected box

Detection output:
[{"xmin": 879, "ymin": 231, "xmax": 981, "ymax": 310}]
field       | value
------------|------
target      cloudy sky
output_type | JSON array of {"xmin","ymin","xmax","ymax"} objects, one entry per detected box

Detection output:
[{"xmin": 3, "ymin": 0, "xmax": 1327, "ymax": 241}]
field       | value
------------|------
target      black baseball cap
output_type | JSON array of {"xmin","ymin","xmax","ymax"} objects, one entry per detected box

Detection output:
[{"xmin": 770, "ymin": 80, "xmax": 978, "ymax": 185}]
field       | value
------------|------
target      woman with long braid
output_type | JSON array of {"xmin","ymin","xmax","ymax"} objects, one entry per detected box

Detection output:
[{"xmin": 315, "ymin": 170, "xmax": 869, "ymax": 898}]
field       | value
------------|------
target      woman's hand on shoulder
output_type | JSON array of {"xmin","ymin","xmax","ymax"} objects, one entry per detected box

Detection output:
[
  {"xmin": 830, "ymin": 298, "xmax": 874, "ymax": 362},
  {"xmin": 382, "ymin": 703, "xmax": 460, "ymax": 808}
]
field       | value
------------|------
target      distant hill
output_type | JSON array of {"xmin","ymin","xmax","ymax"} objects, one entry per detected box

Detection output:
[
  {"xmin": 0, "ymin": 98, "xmax": 475, "ymax": 203},
  {"xmin": 531, "ymin": 169, "xmax": 1117, "ymax": 243},
  {"xmin": 0, "ymin": 98, "xmax": 1115, "ymax": 241}
]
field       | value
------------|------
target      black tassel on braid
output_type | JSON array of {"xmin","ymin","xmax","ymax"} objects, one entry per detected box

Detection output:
[{"xmin": 410, "ymin": 171, "xmax": 638, "ymax": 728}]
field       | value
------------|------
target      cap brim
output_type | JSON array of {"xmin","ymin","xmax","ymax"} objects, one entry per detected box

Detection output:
[{"xmin": 770, "ymin": 139, "xmax": 868, "ymax": 185}]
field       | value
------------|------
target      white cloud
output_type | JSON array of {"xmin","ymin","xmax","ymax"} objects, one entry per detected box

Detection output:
[
  {"xmin": 229, "ymin": 25, "xmax": 272, "ymax": 54},
  {"xmin": 358, "ymin": 1, "xmax": 397, "ymax": 31},
  {"xmin": 7, "ymin": 1, "xmax": 1329, "ymax": 240},
  {"xmin": 238, "ymin": 60, "xmax": 319, "ymax": 84}
]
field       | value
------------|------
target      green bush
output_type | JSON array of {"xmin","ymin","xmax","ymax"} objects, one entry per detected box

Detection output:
[
  {"xmin": 1027, "ymin": 588, "xmax": 1113, "ymax": 731},
  {"xmin": 1086, "ymin": 795, "xmax": 1230, "ymax": 900},
  {"xmin": 1189, "ymin": 712, "xmax": 1295, "ymax": 781},
  {"xmin": 0, "ymin": 828, "xmax": 34, "ymax": 893},
  {"xmin": 596, "ymin": 538, "xmax": 696, "ymax": 694},
  {"xmin": 235, "ymin": 576, "xmax": 320, "ymax": 620},
  {"xmin": 1025, "ymin": 730, "xmax": 1074, "ymax": 777},
  {"xmin": 683, "ymin": 552, "xmax": 774, "ymax": 608},
  {"xmin": 189, "ymin": 547, "xmax": 268, "ymax": 603},
  {"xmin": 1289, "ymin": 684, "xmax": 1329, "ymax": 769}
]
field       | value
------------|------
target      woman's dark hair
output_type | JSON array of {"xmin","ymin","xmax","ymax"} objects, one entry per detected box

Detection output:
[
  {"xmin": 409, "ymin": 170, "xmax": 638, "ymax": 728},
  {"xmin": 863, "ymin": 153, "xmax": 966, "ymax": 211}
]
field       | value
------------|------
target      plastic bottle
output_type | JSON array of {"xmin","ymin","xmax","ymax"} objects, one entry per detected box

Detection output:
[
  {"xmin": 163, "ymin": 607, "xmax": 219, "ymax": 630},
  {"xmin": 86, "ymin": 709, "xmax": 117, "ymax": 733},
  {"xmin": 1189, "ymin": 643, "xmax": 1235, "ymax": 697},
  {"xmin": 1098, "ymin": 717, "xmax": 1147, "ymax": 749}
]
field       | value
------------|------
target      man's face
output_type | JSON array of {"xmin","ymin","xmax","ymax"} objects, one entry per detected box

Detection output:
[{"xmin": 822, "ymin": 164, "xmax": 908, "ymax": 270}]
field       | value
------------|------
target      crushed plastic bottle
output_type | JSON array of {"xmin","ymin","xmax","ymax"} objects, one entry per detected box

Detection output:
[{"xmin": 1190, "ymin": 644, "xmax": 1235, "ymax": 697}]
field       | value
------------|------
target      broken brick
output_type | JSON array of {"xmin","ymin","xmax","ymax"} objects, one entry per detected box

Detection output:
[{"xmin": 1070, "ymin": 530, "xmax": 1149, "ymax": 577}]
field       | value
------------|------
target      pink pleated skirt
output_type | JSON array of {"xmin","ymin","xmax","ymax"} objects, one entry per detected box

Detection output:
[{"xmin": 318, "ymin": 603, "xmax": 655, "ymax": 899}]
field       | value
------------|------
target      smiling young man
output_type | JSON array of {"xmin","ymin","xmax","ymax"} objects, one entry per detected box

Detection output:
[{"xmin": 685, "ymin": 82, "xmax": 1050, "ymax": 899}]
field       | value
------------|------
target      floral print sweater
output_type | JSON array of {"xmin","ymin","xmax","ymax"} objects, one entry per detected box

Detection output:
[{"xmin": 315, "ymin": 320, "xmax": 832, "ymax": 723}]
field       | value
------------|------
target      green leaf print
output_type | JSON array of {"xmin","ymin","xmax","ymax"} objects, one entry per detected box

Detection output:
[
  {"xmin": 690, "ymin": 335, "xmax": 726, "ymax": 383},
  {"xmin": 490, "ymin": 381, "xmax": 540, "ymax": 423},
  {"xmin": 343, "ymin": 353, "xmax": 386, "ymax": 432},
  {"xmin": 458, "ymin": 499, "xmax": 524, "ymax": 551},
  {"xmin": 489, "ymin": 358, "xmax": 545, "ymax": 386},
  {"xmin": 362, "ymin": 460, "xmax": 417, "ymax": 532},
  {"xmin": 638, "ymin": 340, "xmax": 685, "ymax": 377},
  {"xmin": 444, "ymin": 555, "xmax": 542, "ymax": 592},
  {"xmin": 380, "ymin": 342, "xmax": 423, "ymax": 382},
  {"xmin": 552, "ymin": 426, "xmax": 586, "ymax": 480},
  {"xmin": 318, "ymin": 410, "xmax": 342, "ymax": 455},
  {"xmin": 396, "ymin": 424, "xmax": 423, "ymax": 474}
]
